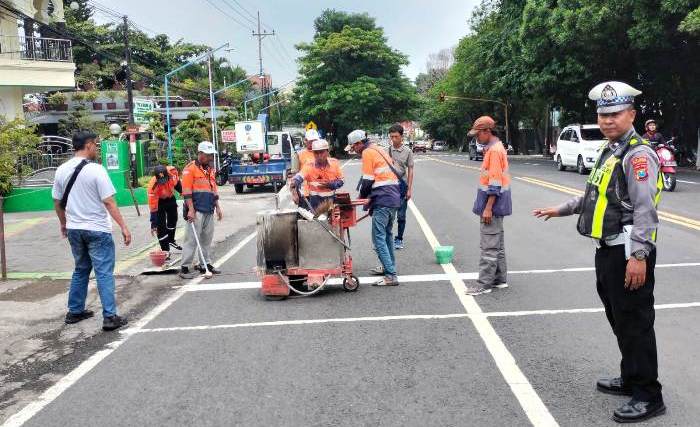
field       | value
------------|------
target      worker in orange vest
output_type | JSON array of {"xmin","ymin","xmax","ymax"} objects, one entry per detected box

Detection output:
[
  {"xmin": 148, "ymin": 165, "xmax": 182, "ymax": 257},
  {"xmin": 289, "ymin": 139, "xmax": 344, "ymax": 211}
]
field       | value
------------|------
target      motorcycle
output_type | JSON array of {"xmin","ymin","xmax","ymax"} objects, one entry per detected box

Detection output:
[
  {"xmin": 655, "ymin": 138, "xmax": 677, "ymax": 192},
  {"xmin": 216, "ymin": 151, "xmax": 233, "ymax": 186}
]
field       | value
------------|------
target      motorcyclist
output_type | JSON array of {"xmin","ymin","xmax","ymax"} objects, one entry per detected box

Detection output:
[{"xmin": 642, "ymin": 119, "xmax": 665, "ymax": 146}]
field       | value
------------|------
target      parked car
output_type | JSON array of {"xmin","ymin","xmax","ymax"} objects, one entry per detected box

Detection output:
[
  {"xmin": 432, "ymin": 140, "xmax": 448, "ymax": 151},
  {"xmin": 468, "ymin": 137, "xmax": 484, "ymax": 161},
  {"xmin": 412, "ymin": 140, "xmax": 428, "ymax": 153},
  {"xmin": 554, "ymin": 124, "xmax": 606, "ymax": 174}
]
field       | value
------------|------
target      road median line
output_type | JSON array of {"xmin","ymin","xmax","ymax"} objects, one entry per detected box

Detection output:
[{"xmin": 429, "ymin": 157, "xmax": 700, "ymax": 231}]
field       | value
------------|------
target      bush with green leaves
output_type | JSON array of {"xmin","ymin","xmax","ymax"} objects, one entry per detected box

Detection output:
[{"xmin": 0, "ymin": 118, "xmax": 41, "ymax": 195}]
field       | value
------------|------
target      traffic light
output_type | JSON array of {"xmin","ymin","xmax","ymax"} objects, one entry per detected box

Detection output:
[{"xmin": 438, "ymin": 93, "xmax": 446, "ymax": 102}]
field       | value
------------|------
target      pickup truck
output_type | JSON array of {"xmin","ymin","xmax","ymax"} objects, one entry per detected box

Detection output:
[{"xmin": 227, "ymin": 130, "xmax": 294, "ymax": 194}]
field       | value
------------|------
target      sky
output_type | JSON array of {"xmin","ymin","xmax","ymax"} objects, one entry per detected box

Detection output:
[{"xmin": 94, "ymin": 0, "xmax": 480, "ymax": 86}]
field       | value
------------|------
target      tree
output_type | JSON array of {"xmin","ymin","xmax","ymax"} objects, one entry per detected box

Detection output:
[
  {"xmin": 173, "ymin": 112, "xmax": 210, "ymax": 169},
  {"xmin": 294, "ymin": 10, "xmax": 419, "ymax": 147},
  {"xmin": 0, "ymin": 119, "xmax": 41, "ymax": 195}
]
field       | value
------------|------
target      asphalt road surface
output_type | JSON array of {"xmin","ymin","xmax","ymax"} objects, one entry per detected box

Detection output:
[{"xmin": 4, "ymin": 153, "xmax": 700, "ymax": 427}]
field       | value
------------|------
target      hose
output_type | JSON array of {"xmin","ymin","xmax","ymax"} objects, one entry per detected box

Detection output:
[{"xmin": 276, "ymin": 271, "xmax": 330, "ymax": 297}]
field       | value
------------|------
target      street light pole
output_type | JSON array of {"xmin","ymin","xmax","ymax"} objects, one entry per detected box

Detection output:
[
  {"xmin": 206, "ymin": 55, "xmax": 219, "ymax": 170},
  {"xmin": 164, "ymin": 43, "xmax": 229, "ymax": 163}
]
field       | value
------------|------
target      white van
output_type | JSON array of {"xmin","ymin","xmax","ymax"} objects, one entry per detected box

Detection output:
[{"xmin": 555, "ymin": 124, "xmax": 606, "ymax": 174}]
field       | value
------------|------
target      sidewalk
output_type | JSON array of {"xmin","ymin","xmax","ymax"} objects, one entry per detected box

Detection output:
[{"xmin": 2, "ymin": 186, "xmax": 273, "ymax": 278}]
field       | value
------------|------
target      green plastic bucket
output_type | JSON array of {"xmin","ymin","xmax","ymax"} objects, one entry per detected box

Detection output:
[{"xmin": 435, "ymin": 246, "xmax": 454, "ymax": 264}]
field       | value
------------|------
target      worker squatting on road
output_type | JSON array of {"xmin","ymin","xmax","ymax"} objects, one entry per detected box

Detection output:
[
  {"xmin": 148, "ymin": 164, "xmax": 182, "ymax": 258},
  {"xmin": 345, "ymin": 129, "xmax": 402, "ymax": 287},
  {"xmin": 179, "ymin": 141, "xmax": 224, "ymax": 279},
  {"xmin": 534, "ymin": 81, "xmax": 666, "ymax": 423},
  {"xmin": 289, "ymin": 139, "xmax": 344, "ymax": 212},
  {"xmin": 465, "ymin": 116, "xmax": 512, "ymax": 296}
]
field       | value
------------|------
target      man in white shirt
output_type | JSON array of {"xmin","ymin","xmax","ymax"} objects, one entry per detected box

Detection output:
[{"xmin": 52, "ymin": 130, "xmax": 132, "ymax": 331}]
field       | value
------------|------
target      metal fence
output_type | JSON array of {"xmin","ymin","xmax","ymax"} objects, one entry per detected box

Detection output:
[
  {"xmin": 0, "ymin": 35, "xmax": 72, "ymax": 62},
  {"xmin": 15, "ymin": 136, "xmax": 74, "ymax": 187}
]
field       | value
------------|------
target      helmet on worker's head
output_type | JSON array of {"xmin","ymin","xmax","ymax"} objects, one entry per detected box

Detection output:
[
  {"xmin": 305, "ymin": 129, "xmax": 320, "ymax": 142},
  {"xmin": 645, "ymin": 119, "xmax": 656, "ymax": 129},
  {"xmin": 198, "ymin": 141, "xmax": 216, "ymax": 154},
  {"xmin": 153, "ymin": 164, "xmax": 169, "ymax": 184},
  {"xmin": 345, "ymin": 129, "xmax": 367, "ymax": 152},
  {"xmin": 312, "ymin": 139, "xmax": 330, "ymax": 151}
]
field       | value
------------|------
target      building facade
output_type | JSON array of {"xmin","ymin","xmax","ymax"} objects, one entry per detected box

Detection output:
[{"xmin": 0, "ymin": 0, "xmax": 75, "ymax": 120}]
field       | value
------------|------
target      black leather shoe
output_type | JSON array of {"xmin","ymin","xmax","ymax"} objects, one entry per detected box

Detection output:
[
  {"xmin": 65, "ymin": 310, "xmax": 94, "ymax": 324},
  {"xmin": 612, "ymin": 399, "xmax": 666, "ymax": 423},
  {"xmin": 102, "ymin": 315, "xmax": 128, "ymax": 331},
  {"xmin": 597, "ymin": 377, "xmax": 633, "ymax": 396},
  {"xmin": 206, "ymin": 264, "xmax": 221, "ymax": 274}
]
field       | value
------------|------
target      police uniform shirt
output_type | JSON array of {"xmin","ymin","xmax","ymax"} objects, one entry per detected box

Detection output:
[{"xmin": 557, "ymin": 128, "xmax": 660, "ymax": 256}]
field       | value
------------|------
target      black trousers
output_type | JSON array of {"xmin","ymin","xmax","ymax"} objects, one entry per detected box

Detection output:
[
  {"xmin": 595, "ymin": 245, "xmax": 662, "ymax": 401},
  {"xmin": 157, "ymin": 198, "xmax": 178, "ymax": 251}
]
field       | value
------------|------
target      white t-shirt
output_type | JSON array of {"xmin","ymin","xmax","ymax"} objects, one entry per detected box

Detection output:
[{"xmin": 52, "ymin": 157, "xmax": 116, "ymax": 233}]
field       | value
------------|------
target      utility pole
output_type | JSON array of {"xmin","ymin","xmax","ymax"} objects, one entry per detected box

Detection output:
[
  {"xmin": 122, "ymin": 15, "xmax": 137, "ymax": 187},
  {"xmin": 122, "ymin": 15, "xmax": 134, "ymax": 126},
  {"xmin": 252, "ymin": 11, "xmax": 274, "ymax": 127}
]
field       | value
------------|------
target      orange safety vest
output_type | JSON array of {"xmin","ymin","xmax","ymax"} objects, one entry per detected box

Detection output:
[
  {"xmin": 362, "ymin": 145, "xmax": 399, "ymax": 189},
  {"xmin": 148, "ymin": 166, "xmax": 180, "ymax": 213},
  {"xmin": 299, "ymin": 158, "xmax": 344, "ymax": 198},
  {"xmin": 182, "ymin": 160, "xmax": 218, "ymax": 213},
  {"xmin": 479, "ymin": 141, "xmax": 511, "ymax": 191},
  {"xmin": 298, "ymin": 149, "xmax": 315, "ymax": 197}
]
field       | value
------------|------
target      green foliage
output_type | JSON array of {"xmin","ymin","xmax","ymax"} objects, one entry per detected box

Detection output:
[
  {"xmin": 84, "ymin": 91, "xmax": 99, "ymax": 102},
  {"xmin": 173, "ymin": 113, "xmax": 210, "ymax": 170},
  {"xmin": 47, "ymin": 92, "xmax": 67, "ymax": 108},
  {"xmin": 420, "ymin": 0, "xmax": 700, "ymax": 153},
  {"xmin": 294, "ymin": 10, "xmax": 419, "ymax": 146},
  {"xmin": 57, "ymin": 106, "xmax": 109, "ymax": 139},
  {"xmin": 0, "ymin": 119, "xmax": 41, "ymax": 195},
  {"xmin": 679, "ymin": 7, "xmax": 700, "ymax": 34}
]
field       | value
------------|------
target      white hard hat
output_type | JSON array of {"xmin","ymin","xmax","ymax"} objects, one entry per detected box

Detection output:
[
  {"xmin": 198, "ymin": 141, "xmax": 216, "ymax": 154},
  {"xmin": 305, "ymin": 129, "xmax": 320, "ymax": 141},
  {"xmin": 345, "ymin": 129, "xmax": 366, "ymax": 152},
  {"xmin": 588, "ymin": 81, "xmax": 642, "ymax": 114},
  {"xmin": 312, "ymin": 139, "xmax": 329, "ymax": 151}
]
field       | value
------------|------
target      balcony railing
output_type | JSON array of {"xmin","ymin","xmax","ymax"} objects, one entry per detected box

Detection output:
[{"xmin": 0, "ymin": 35, "xmax": 73, "ymax": 62}]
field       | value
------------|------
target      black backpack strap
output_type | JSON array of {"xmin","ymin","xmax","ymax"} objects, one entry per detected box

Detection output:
[{"xmin": 60, "ymin": 159, "xmax": 89, "ymax": 209}]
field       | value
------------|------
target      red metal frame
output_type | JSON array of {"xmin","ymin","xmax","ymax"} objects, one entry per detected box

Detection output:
[{"xmin": 261, "ymin": 193, "xmax": 367, "ymax": 298}]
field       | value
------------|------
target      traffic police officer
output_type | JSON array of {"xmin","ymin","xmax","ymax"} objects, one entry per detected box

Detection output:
[{"xmin": 534, "ymin": 81, "xmax": 665, "ymax": 423}]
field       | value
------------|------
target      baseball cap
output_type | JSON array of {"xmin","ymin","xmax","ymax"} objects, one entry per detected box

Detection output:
[
  {"xmin": 153, "ymin": 165, "xmax": 169, "ymax": 184},
  {"xmin": 305, "ymin": 129, "xmax": 320, "ymax": 141},
  {"xmin": 312, "ymin": 139, "xmax": 329, "ymax": 151},
  {"xmin": 345, "ymin": 129, "xmax": 366, "ymax": 152},
  {"xmin": 198, "ymin": 141, "xmax": 216, "ymax": 154},
  {"xmin": 468, "ymin": 116, "xmax": 496, "ymax": 136}
]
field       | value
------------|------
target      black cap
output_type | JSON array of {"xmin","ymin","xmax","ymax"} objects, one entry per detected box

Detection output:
[{"xmin": 153, "ymin": 165, "xmax": 168, "ymax": 184}]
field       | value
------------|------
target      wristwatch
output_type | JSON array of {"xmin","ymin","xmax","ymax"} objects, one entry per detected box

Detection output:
[{"xmin": 632, "ymin": 250, "xmax": 648, "ymax": 261}]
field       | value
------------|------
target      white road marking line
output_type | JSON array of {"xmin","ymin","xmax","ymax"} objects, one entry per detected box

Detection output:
[
  {"xmin": 677, "ymin": 180, "xmax": 698, "ymax": 185},
  {"xmin": 483, "ymin": 301, "xmax": 700, "ymax": 318},
  {"xmin": 184, "ymin": 262, "xmax": 700, "ymax": 292},
  {"xmin": 133, "ymin": 301, "xmax": 700, "ymax": 333},
  {"xmin": 2, "ymin": 231, "xmax": 257, "ymax": 427},
  {"xmin": 408, "ymin": 200, "xmax": 559, "ymax": 427},
  {"xmin": 136, "ymin": 313, "xmax": 471, "ymax": 333}
]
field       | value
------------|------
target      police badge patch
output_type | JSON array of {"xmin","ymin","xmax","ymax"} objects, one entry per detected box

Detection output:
[
  {"xmin": 632, "ymin": 156, "xmax": 649, "ymax": 181},
  {"xmin": 601, "ymin": 84, "xmax": 618, "ymax": 101}
]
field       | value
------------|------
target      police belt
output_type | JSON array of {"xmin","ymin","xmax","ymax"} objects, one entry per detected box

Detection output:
[{"xmin": 594, "ymin": 234, "xmax": 626, "ymax": 248}]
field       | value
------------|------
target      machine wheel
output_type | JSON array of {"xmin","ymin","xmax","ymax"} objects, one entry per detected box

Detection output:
[
  {"xmin": 577, "ymin": 156, "xmax": 587, "ymax": 175},
  {"xmin": 556, "ymin": 155, "xmax": 565, "ymax": 171},
  {"xmin": 662, "ymin": 173, "xmax": 676, "ymax": 192},
  {"xmin": 265, "ymin": 295, "xmax": 287, "ymax": 301},
  {"xmin": 343, "ymin": 275, "xmax": 360, "ymax": 292},
  {"xmin": 234, "ymin": 184, "xmax": 245, "ymax": 194}
]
